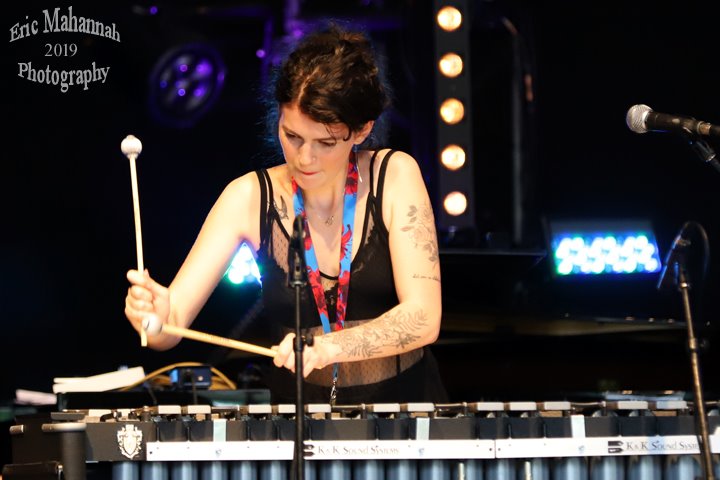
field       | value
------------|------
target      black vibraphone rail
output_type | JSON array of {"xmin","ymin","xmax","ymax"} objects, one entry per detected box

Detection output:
[{"xmin": 3, "ymin": 400, "xmax": 720, "ymax": 480}]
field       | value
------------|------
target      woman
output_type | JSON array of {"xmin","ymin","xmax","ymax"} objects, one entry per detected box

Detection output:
[{"xmin": 125, "ymin": 25, "xmax": 447, "ymax": 404}]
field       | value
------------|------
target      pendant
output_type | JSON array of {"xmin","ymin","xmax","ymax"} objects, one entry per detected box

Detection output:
[{"xmin": 325, "ymin": 215, "xmax": 334, "ymax": 226}]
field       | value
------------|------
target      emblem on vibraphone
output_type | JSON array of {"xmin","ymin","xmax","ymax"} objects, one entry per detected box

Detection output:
[{"xmin": 117, "ymin": 424, "xmax": 143, "ymax": 460}]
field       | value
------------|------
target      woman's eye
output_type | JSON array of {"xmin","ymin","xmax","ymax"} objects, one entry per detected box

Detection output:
[{"xmin": 320, "ymin": 141, "xmax": 335, "ymax": 148}]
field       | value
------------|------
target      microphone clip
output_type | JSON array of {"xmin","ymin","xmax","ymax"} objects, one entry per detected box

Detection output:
[
  {"xmin": 682, "ymin": 130, "xmax": 720, "ymax": 168},
  {"xmin": 288, "ymin": 215, "xmax": 308, "ymax": 287},
  {"xmin": 657, "ymin": 229, "xmax": 692, "ymax": 292}
]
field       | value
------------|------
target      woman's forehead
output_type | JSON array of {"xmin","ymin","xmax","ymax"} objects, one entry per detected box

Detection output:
[{"xmin": 279, "ymin": 103, "xmax": 347, "ymax": 138}]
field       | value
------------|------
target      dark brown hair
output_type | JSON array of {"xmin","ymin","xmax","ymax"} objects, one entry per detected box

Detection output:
[
  {"xmin": 275, "ymin": 25, "xmax": 390, "ymax": 135},
  {"xmin": 261, "ymin": 24, "xmax": 391, "ymax": 161}
]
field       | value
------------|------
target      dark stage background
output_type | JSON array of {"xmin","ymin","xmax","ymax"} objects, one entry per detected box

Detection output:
[{"xmin": 2, "ymin": 0, "xmax": 720, "ymax": 430}]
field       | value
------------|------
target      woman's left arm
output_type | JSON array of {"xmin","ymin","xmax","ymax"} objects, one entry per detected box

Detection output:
[{"xmin": 311, "ymin": 151, "xmax": 442, "ymax": 367}]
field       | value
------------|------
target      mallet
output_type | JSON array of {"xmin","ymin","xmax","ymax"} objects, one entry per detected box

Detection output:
[
  {"xmin": 142, "ymin": 314, "xmax": 277, "ymax": 358},
  {"xmin": 120, "ymin": 134, "xmax": 148, "ymax": 346}
]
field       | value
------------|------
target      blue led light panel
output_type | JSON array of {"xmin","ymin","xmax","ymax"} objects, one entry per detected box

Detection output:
[{"xmin": 548, "ymin": 220, "xmax": 663, "ymax": 276}]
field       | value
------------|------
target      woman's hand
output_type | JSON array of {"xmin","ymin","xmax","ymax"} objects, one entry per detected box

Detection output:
[
  {"xmin": 272, "ymin": 332, "xmax": 333, "ymax": 377},
  {"xmin": 124, "ymin": 269, "xmax": 170, "ymax": 335}
]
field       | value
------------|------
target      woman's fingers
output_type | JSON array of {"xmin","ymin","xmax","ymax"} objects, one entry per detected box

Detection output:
[
  {"xmin": 273, "ymin": 334, "xmax": 330, "ymax": 377},
  {"xmin": 273, "ymin": 333, "xmax": 295, "ymax": 370},
  {"xmin": 125, "ymin": 269, "xmax": 167, "ymax": 335}
]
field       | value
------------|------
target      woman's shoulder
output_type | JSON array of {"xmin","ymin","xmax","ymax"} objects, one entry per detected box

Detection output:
[
  {"xmin": 368, "ymin": 148, "xmax": 421, "ymax": 178},
  {"xmin": 223, "ymin": 164, "xmax": 285, "ymax": 190},
  {"xmin": 368, "ymin": 148, "xmax": 416, "ymax": 164},
  {"xmin": 223, "ymin": 170, "xmax": 261, "ymax": 194}
]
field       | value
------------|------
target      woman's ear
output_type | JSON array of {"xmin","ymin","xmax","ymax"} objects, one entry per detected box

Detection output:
[{"xmin": 354, "ymin": 120, "xmax": 375, "ymax": 145}]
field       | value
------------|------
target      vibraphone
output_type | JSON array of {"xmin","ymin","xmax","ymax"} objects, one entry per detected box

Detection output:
[{"xmin": 4, "ymin": 400, "xmax": 720, "ymax": 480}]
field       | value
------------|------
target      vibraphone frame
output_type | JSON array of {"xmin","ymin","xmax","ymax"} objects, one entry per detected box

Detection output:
[{"xmin": 4, "ymin": 400, "xmax": 720, "ymax": 480}]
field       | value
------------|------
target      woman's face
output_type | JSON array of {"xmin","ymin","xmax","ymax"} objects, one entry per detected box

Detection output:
[{"xmin": 278, "ymin": 103, "xmax": 358, "ymax": 191}]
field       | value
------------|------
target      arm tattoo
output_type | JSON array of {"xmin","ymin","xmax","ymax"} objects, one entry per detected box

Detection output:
[
  {"xmin": 328, "ymin": 309, "xmax": 428, "ymax": 359},
  {"xmin": 400, "ymin": 203, "xmax": 439, "ymax": 264},
  {"xmin": 413, "ymin": 273, "xmax": 440, "ymax": 283}
]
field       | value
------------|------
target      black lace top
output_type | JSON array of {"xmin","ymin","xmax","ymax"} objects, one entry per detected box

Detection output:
[{"xmin": 255, "ymin": 150, "xmax": 448, "ymax": 404}]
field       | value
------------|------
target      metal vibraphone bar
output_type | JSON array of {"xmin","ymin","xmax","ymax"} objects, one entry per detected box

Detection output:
[{"xmin": 4, "ymin": 400, "xmax": 720, "ymax": 480}]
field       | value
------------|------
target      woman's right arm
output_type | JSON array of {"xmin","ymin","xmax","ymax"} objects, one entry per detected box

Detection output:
[{"xmin": 124, "ymin": 171, "xmax": 262, "ymax": 350}]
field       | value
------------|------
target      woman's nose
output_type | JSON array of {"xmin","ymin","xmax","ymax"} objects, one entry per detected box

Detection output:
[{"xmin": 298, "ymin": 144, "xmax": 314, "ymax": 165}]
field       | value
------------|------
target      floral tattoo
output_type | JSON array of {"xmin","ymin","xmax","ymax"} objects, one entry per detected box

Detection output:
[
  {"xmin": 327, "ymin": 309, "xmax": 428, "ymax": 358},
  {"xmin": 401, "ymin": 203, "xmax": 439, "ymax": 264}
]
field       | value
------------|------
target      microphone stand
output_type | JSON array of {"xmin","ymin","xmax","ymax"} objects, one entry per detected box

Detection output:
[
  {"xmin": 658, "ymin": 231, "xmax": 715, "ymax": 480},
  {"xmin": 288, "ymin": 215, "xmax": 309, "ymax": 480}
]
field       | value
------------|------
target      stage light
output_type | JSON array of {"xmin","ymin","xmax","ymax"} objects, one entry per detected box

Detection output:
[
  {"xmin": 434, "ymin": 0, "xmax": 476, "ymax": 239},
  {"xmin": 147, "ymin": 42, "xmax": 226, "ymax": 128},
  {"xmin": 443, "ymin": 192, "xmax": 468, "ymax": 216},
  {"xmin": 546, "ymin": 219, "xmax": 662, "ymax": 277},
  {"xmin": 438, "ymin": 52, "xmax": 463, "ymax": 78},
  {"xmin": 441, "ymin": 144, "xmax": 466, "ymax": 170},
  {"xmin": 225, "ymin": 242, "xmax": 261, "ymax": 285},
  {"xmin": 437, "ymin": 6, "xmax": 462, "ymax": 32},
  {"xmin": 440, "ymin": 98, "xmax": 465, "ymax": 125}
]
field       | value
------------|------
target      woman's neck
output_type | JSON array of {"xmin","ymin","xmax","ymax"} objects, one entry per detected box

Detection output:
[{"xmin": 295, "ymin": 169, "xmax": 348, "ymax": 215}]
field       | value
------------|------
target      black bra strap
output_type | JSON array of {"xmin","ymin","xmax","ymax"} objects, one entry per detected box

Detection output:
[
  {"xmin": 256, "ymin": 169, "xmax": 272, "ymax": 248},
  {"xmin": 375, "ymin": 149, "xmax": 396, "ymax": 208}
]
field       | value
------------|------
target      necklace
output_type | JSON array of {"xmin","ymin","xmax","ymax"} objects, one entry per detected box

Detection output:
[{"xmin": 306, "ymin": 204, "xmax": 342, "ymax": 226}]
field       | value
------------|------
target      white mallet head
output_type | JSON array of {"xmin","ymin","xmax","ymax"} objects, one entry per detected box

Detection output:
[
  {"xmin": 121, "ymin": 135, "xmax": 143, "ymax": 159},
  {"xmin": 142, "ymin": 314, "xmax": 163, "ymax": 336}
]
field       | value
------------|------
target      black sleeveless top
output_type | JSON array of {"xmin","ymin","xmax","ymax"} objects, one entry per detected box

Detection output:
[{"xmin": 255, "ymin": 150, "xmax": 448, "ymax": 404}]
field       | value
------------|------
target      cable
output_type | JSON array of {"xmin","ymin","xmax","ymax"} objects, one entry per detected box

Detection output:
[
  {"xmin": 684, "ymin": 220, "xmax": 710, "ymax": 283},
  {"xmin": 118, "ymin": 362, "xmax": 237, "ymax": 392}
]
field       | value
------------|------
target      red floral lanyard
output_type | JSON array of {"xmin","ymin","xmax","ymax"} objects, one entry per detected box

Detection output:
[{"xmin": 291, "ymin": 153, "xmax": 359, "ymax": 403}]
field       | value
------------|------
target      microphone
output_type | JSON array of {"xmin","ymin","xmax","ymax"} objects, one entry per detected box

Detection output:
[
  {"xmin": 657, "ymin": 226, "xmax": 692, "ymax": 292},
  {"xmin": 288, "ymin": 214, "xmax": 307, "ymax": 287},
  {"xmin": 290, "ymin": 214, "xmax": 303, "ymax": 248},
  {"xmin": 627, "ymin": 104, "xmax": 720, "ymax": 138}
]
